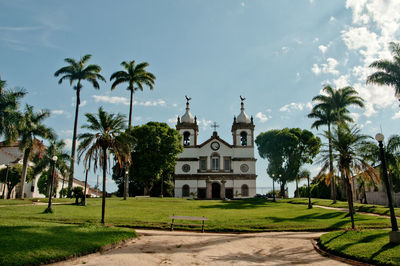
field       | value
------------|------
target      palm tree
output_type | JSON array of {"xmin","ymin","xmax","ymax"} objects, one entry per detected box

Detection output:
[
  {"xmin": 367, "ymin": 42, "xmax": 400, "ymax": 102},
  {"xmin": 318, "ymin": 123, "xmax": 377, "ymax": 229},
  {"xmin": 17, "ymin": 105, "xmax": 54, "ymax": 199},
  {"xmin": 77, "ymin": 107, "xmax": 130, "ymax": 224},
  {"xmin": 0, "ymin": 78, "xmax": 26, "ymax": 144},
  {"xmin": 308, "ymin": 85, "xmax": 364, "ymax": 203},
  {"xmin": 110, "ymin": 61, "xmax": 156, "ymax": 129},
  {"xmin": 110, "ymin": 60, "xmax": 155, "ymax": 200},
  {"xmin": 295, "ymin": 169, "xmax": 310, "ymax": 198},
  {"xmin": 32, "ymin": 137, "xmax": 70, "ymax": 197},
  {"xmin": 54, "ymin": 54, "xmax": 106, "ymax": 197}
]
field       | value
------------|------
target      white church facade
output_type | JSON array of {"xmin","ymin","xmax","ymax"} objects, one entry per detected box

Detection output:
[{"xmin": 174, "ymin": 97, "xmax": 257, "ymax": 199}]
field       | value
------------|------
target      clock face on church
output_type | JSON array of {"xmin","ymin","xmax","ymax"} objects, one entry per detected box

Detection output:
[{"xmin": 210, "ymin": 141, "xmax": 220, "ymax": 151}]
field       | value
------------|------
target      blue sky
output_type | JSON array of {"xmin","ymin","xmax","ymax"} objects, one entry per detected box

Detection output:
[{"xmin": 1, "ymin": 0, "xmax": 400, "ymax": 195}]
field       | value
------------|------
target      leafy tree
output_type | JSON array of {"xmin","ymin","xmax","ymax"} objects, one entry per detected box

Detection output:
[
  {"xmin": 37, "ymin": 170, "xmax": 58, "ymax": 197},
  {"xmin": 0, "ymin": 164, "xmax": 33, "ymax": 199},
  {"xmin": 17, "ymin": 105, "xmax": 54, "ymax": 199},
  {"xmin": 317, "ymin": 123, "xmax": 377, "ymax": 229},
  {"xmin": 59, "ymin": 187, "xmax": 68, "ymax": 198},
  {"xmin": 54, "ymin": 54, "xmax": 106, "ymax": 197},
  {"xmin": 361, "ymin": 135, "xmax": 400, "ymax": 193},
  {"xmin": 127, "ymin": 122, "xmax": 183, "ymax": 195},
  {"xmin": 367, "ymin": 42, "xmax": 400, "ymax": 101},
  {"xmin": 256, "ymin": 128, "xmax": 320, "ymax": 197},
  {"xmin": 0, "ymin": 78, "xmax": 25, "ymax": 144},
  {"xmin": 308, "ymin": 85, "xmax": 364, "ymax": 202},
  {"xmin": 77, "ymin": 107, "xmax": 130, "ymax": 224},
  {"xmin": 72, "ymin": 186, "xmax": 84, "ymax": 205}
]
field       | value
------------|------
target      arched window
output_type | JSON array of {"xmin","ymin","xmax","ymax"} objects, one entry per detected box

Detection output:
[
  {"xmin": 211, "ymin": 153, "xmax": 220, "ymax": 171},
  {"xmin": 183, "ymin": 131, "xmax": 191, "ymax": 146},
  {"xmin": 241, "ymin": 184, "xmax": 249, "ymax": 197},
  {"xmin": 182, "ymin": 184, "xmax": 190, "ymax": 197},
  {"xmin": 240, "ymin": 131, "xmax": 247, "ymax": 146}
]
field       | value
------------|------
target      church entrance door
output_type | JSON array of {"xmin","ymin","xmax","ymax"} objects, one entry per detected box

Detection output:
[{"xmin": 212, "ymin": 182, "xmax": 221, "ymax": 199}]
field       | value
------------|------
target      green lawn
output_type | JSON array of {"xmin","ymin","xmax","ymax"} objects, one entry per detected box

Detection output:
[
  {"xmin": 0, "ymin": 219, "xmax": 136, "ymax": 265},
  {"xmin": 0, "ymin": 197, "xmax": 395, "ymax": 265},
  {"xmin": 320, "ymin": 230, "xmax": 400, "ymax": 265},
  {"xmin": 285, "ymin": 198, "xmax": 400, "ymax": 217},
  {"xmin": 0, "ymin": 197, "xmax": 392, "ymax": 232}
]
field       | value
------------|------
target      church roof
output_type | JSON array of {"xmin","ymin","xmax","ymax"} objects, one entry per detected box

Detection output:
[
  {"xmin": 236, "ymin": 101, "xmax": 250, "ymax": 123},
  {"xmin": 198, "ymin": 131, "xmax": 233, "ymax": 148},
  {"xmin": 181, "ymin": 98, "xmax": 195, "ymax": 123}
]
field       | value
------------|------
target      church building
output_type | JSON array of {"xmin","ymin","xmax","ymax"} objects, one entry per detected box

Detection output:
[{"xmin": 174, "ymin": 97, "xmax": 257, "ymax": 199}]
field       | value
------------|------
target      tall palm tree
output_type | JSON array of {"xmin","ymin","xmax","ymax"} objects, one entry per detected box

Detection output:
[
  {"xmin": 54, "ymin": 54, "xmax": 106, "ymax": 197},
  {"xmin": 295, "ymin": 169, "xmax": 310, "ymax": 198},
  {"xmin": 110, "ymin": 60, "xmax": 155, "ymax": 200},
  {"xmin": 318, "ymin": 123, "xmax": 377, "ymax": 229},
  {"xmin": 17, "ymin": 105, "xmax": 54, "ymax": 199},
  {"xmin": 367, "ymin": 42, "xmax": 400, "ymax": 101},
  {"xmin": 308, "ymin": 85, "xmax": 364, "ymax": 203},
  {"xmin": 110, "ymin": 61, "xmax": 156, "ymax": 129},
  {"xmin": 77, "ymin": 107, "xmax": 130, "ymax": 224},
  {"xmin": 32, "ymin": 137, "xmax": 70, "ymax": 196}
]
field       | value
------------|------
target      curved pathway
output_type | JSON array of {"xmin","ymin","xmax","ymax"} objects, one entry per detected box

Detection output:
[{"xmin": 52, "ymin": 229, "xmax": 347, "ymax": 265}]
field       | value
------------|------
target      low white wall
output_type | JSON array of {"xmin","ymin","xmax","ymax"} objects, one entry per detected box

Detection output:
[{"xmin": 366, "ymin": 191, "xmax": 400, "ymax": 207}]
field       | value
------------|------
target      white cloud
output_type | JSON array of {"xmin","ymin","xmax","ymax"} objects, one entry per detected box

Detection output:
[
  {"xmin": 296, "ymin": 72, "xmax": 301, "ymax": 82},
  {"xmin": 92, "ymin": 95, "xmax": 166, "ymax": 107},
  {"xmin": 280, "ymin": 102, "xmax": 312, "ymax": 112},
  {"xmin": 313, "ymin": 37, "xmax": 319, "ymax": 43},
  {"xmin": 281, "ymin": 46, "xmax": 289, "ymax": 53},
  {"xmin": 332, "ymin": 74, "xmax": 350, "ymax": 88},
  {"xmin": 240, "ymin": 2, "xmax": 245, "ymax": 7},
  {"xmin": 330, "ymin": 16, "xmax": 336, "ymax": 22},
  {"xmin": 93, "ymin": 95, "xmax": 129, "ymax": 105},
  {"xmin": 392, "ymin": 112, "xmax": 400, "ymax": 120},
  {"xmin": 365, "ymin": 120, "xmax": 372, "ymax": 124},
  {"xmin": 80, "ymin": 100, "xmax": 87, "ymax": 107},
  {"xmin": 255, "ymin": 112, "xmax": 268, "ymax": 123},
  {"xmin": 318, "ymin": 45, "xmax": 328, "ymax": 54},
  {"xmin": 312, "ymin": 58, "xmax": 339, "ymax": 75},
  {"xmin": 60, "ymin": 130, "xmax": 73, "ymax": 137},
  {"xmin": 51, "ymin": 110, "xmax": 65, "ymax": 115},
  {"xmin": 350, "ymin": 112, "xmax": 361, "ymax": 122},
  {"xmin": 198, "ymin": 118, "xmax": 212, "ymax": 131}
]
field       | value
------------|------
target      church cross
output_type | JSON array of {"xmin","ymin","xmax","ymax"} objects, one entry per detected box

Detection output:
[{"xmin": 211, "ymin": 122, "xmax": 219, "ymax": 132}]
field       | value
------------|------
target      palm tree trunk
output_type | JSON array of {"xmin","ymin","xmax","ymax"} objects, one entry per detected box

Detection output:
[
  {"xmin": 68, "ymin": 87, "xmax": 81, "ymax": 197},
  {"xmin": 344, "ymin": 172, "xmax": 355, "ymax": 229},
  {"xmin": 328, "ymin": 124, "xmax": 336, "ymax": 203},
  {"xmin": 101, "ymin": 147, "xmax": 107, "ymax": 224},
  {"xmin": 128, "ymin": 88, "xmax": 133, "ymax": 130},
  {"xmin": 280, "ymin": 182, "xmax": 285, "ymax": 198},
  {"xmin": 124, "ymin": 167, "xmax": 129, "ymax": 200},
  {"xmin": 18, "ymin": 147, "xmax": 31, "ymax": 199}
]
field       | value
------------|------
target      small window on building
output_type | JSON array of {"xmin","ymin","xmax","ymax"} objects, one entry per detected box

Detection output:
[
  {"xmin": 183, "ymin": 131, "xmax": 191, "ymax": 146},
  {"xmin": 241, "ymin": 184, "xmax": 249, "ymax": 196},
  {"xmin": 211, "ymin": 155, "xmax": 220, "ymax": 171},
  {"xmin": 182, "ymin": 184, "xmax": 190, "ymax": 197},
  {"xmin": 200, "ymin": 158, "xmax": 207, "ymax": 171},
  {"xmin": 224, "ymin": 158, "xmax": 231, "ymax": 171},
  {"xmin": 240, "ymin": 131, "xmax": 247, "ymax": 146}
]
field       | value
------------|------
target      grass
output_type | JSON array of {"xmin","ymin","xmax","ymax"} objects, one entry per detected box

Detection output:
[
  {"xmin": 320, "ymin": 230, "xmax": 400, "ymax": 265},
  {"xmin": 0, "ymin": 198, "xmax": 75, "ymax": 205},
  {"xmin": 0, "ymin": 219, "xmax": 136, "ymax": 265},
  {"xmin": 0, "ymin": 197, "xmax": 395, "ymax": 265},
  {"xmin": 0, "ymin": 197, "xmax": 393, "ymax": 232},
  {"xmin": 285, "ymin": 197, "xmax": 400, "ymax": 217}
]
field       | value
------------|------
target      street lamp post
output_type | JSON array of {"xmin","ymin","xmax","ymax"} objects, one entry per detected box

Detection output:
[
  {"xmin": 124, "ymin": 169, "xmax": 129, "ymax": 200},
  {"xmin": 376, "ymin": 133, "xmax": 399, "ymax": 243},
  {"xmin": 45, "ymin": 156, "xmax": 57, "ymax": 213},
  {"xmin": 271, "ymin": 173, "xmax": 275, "ymax": 202},
  {"xmin": 307, "ymin": 173, "xmax": 312, "ymax": 209},
  {"xmin": 2, "ymin": 164, "xmax": 10, "ymax": 199},
  {"xmin": 83, "ymin": 166, "xmax": 89, "ymax": 206}
]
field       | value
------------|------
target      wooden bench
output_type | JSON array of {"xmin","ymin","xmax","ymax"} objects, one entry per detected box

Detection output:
[{"xmin": 169, "ymin": 215, "xmax": 208, "ymax": 232}]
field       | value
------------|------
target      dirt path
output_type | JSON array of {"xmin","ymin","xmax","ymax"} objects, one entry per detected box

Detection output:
[
  {"xmin": 314, "ymin": 204, "xmax": 399, "ymax": 218},
  {"xmin": 52, "ymin": 229, "xmax": 347, "ymax": 266}
]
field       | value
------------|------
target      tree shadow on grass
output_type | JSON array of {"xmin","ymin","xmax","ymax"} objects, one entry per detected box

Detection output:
[
  {"xmin": 0, "ymin": 224, "xmax": 135, "ymax": 265},
  {"xmin": 199, "ymin": 198, "xmax": 272, "ymax": 210}
]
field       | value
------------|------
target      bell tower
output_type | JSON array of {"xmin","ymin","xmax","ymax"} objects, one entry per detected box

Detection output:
[
  {"xmin": 231, "ymin": 96, "xmax": 255, "ymax": 147},
  {"xmin": 176, "ymin": 96, "xmax": 198, "ymax": 147}
]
